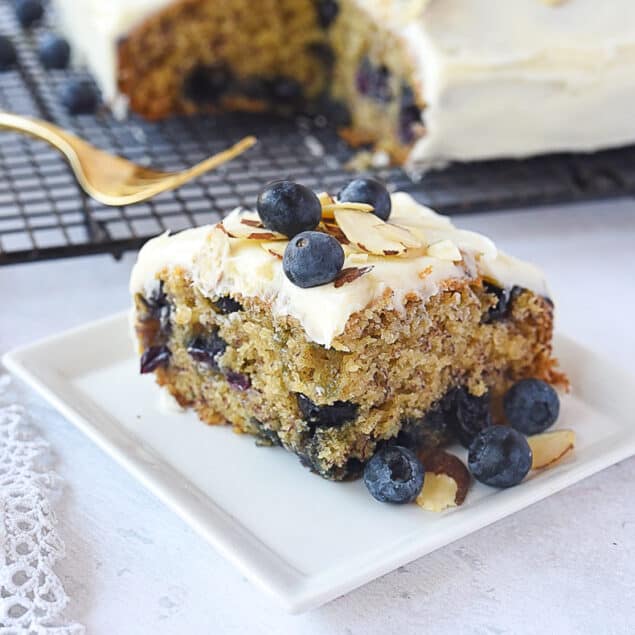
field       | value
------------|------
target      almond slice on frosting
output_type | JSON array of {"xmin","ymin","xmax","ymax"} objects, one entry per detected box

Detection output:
[
  {"xmin": 322, "ymin": 200, "xmax": 374, "ymax": 219},
  {"xmin": 334, "ymin": 208, "xmax": 408, "ymax": 255},
  {"xmin": 221, "ymin": 210, "xmax": 287, "ymax": 241},
  {"xmin": 427, "ymin": 239, "xmax": 462, "ymax": 261},
  {"xmin": 260, "ymin": 240, "xmax": 288, "ymax": 259},
  {"xmin": 375, "ymin": 222, "xmax": 423, "ymax": 249}
]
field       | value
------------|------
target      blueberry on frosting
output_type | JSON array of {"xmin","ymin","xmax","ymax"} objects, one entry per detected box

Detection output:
[
  {"xmin": 283, "ymin": 231, "xmax": 344, "ymax": 288},
  {"xmin": 338, "ymin": 177, "xmax": 392, "ymax": 221}
]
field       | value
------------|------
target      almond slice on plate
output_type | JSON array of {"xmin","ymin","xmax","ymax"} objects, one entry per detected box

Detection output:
[
  {"xmin": 427, "ymin": 239, "xmax": 462, "ymax": 261},
  {"xmin": 528, "ymin": 429, "xmax": 576, "ymax": 469},
  {"xmin": 221, "ymin": 211, "xmax": 287, "ymax": 241},
  {"xmin": 334, "ymin": 208, "xmax": 407, "ymax": 256},
  {"xmin": 415, "ymin": 450, "xmax": 471, "ymax": 512}
]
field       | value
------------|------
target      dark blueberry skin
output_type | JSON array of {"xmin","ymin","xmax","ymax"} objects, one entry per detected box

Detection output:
[
  {"xmin": 468, "ymin": 426, "xmax": 532, "ymax": 488},
  {"xmin": 396, "ymin": 406, "xmax": 453, "ymax": 451},
  {"xmin": 225, "ymin": 370, "xmax": 251, "ymax": 391},
  {"xmin": 38, "ymin": 34, "xmax": 71, "ymax": 70},
  {"xmin": 213, "ymin": 295, "xmax": 243, "ymax": 314},
  {"xmin": 60, "ymin": 79, "xmax": 99, "ymax": 115},
  {"xmin": 398, "ymin": 86, "xmax": 422, "ymax": 145},
  {"xmin": 338, "ymin": 177, "xmax": 392, "ymax": 221},
  {"xmin": 364, "ymin": 445, "xmax": 425, "ymax": 503},
  {"xmin": 187, "ymin": 331, "xmax": 227, "ymax": 370},
  {"xmin": 482, "ymin": 283, "xmax": 523, "ymax": 323},
  {"xmin": 283, "ymin": 231, "xmax": 344, "ymax": 288},
  {"xmin": 140, "ymin": 282, "xmax": 171, "ymax": 337},
  {"xmin": 183, "ymin": 65, "xmax": 233, "ymax": 104},
  {"xmin": 446, "ymin": 387, "xmax": 493, "ymax": 449},
  {"xmin": 315, "ymin": 0, "xmax": 339, "ymax": 28},
  {"xmin": 14, "ymin": 0, "xmax": 43, "ymax": 28},
  {"xmin": 504, "ymin": 379, "xmax": 560, "ymax": 435},
  {"xmin": 140, "ymin": 346, "xmax": 170, "ymax": 374},
  {"xmin": 355, "ymin": 57, "xmax": 392, "ymax": 103},
  {"xmin": 297, "ymin": 393, "xmax": 358, "ymax": 428},
  {"xmin": 257, "ymin": 180, "xmax": 322, "ymax": 238},
  {"xmin": 0, "ymin": 36, "xmax": 17, "ymax": 71}
]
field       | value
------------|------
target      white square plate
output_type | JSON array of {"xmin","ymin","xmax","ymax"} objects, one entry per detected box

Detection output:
[{"xmin": 3, "ymin": 312, "xmax": 635, "ymax": 613}]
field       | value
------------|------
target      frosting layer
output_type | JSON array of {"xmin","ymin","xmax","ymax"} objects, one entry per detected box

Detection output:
[{"xmin": 129, "ymin": 192, "xmax": 548, "ymax": 347}]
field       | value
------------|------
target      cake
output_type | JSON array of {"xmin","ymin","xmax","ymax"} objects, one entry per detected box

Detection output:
[
  {"xmin": 129, "ymin": 177, "xmax": 566, "ymax": 481},
  {"xmin": 53, "ymin": 0, "xmax": 635, "ymax": 169}
]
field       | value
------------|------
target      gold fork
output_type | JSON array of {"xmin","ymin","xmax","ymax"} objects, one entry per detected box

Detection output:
[{"xmin": 0, "ymin": 111, "xmax": 257, "ymax": 206}]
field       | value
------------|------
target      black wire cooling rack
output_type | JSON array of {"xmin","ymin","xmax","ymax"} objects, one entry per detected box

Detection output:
[{"xmin": 2, "ymin": 0, "xmax": 635, "ymax": 265}]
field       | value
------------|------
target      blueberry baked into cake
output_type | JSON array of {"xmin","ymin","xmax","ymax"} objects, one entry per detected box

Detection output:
[
  {"xmin": 130, "ymin": 178, "xmax": 568, "ymax": 496},
  {"xmin": 53, "ymin": 0, "xmax": 635, "ymax": 167}
]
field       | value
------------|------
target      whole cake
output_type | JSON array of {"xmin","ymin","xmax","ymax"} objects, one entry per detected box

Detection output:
[
  {"xmin": 129, "ymin": 178, "xmax": 566, "ymax": 481},
  {"xmin": 53, "ymin": 0, "xmax": 635, "ymax": 168}
]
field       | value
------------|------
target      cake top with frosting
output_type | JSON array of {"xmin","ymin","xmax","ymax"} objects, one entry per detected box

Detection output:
[{"xmin": 130, "ymin": 181, "xmax": 548, "ymax": 348}]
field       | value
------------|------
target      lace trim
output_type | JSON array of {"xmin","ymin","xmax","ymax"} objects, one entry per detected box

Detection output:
[{"xmin": 0, "ymin": 376, "xmax": 84, "ymax": 634}]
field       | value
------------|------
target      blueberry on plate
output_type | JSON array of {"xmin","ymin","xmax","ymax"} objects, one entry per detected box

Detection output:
[
  {"xmin": 14, "ymin": 0, "xmax": 43, "ymax": 28},
  {"xmin": 283, "ymin": 230, "xmax": 344, "ymax": 288},
  {"xmin": 0, "ymin": 36, "xmax": 17, "ymax": 71},
  {"xmin": 363, "ymin": 445, "xmax": 425, "ymax": 504},
  {"xmin": 338, "ymin": 177, "xmax": 392, "ymax": 221},
  {"xmin": 447, "ymin": 387, "xmax": 493, "ymax": 449},
  {"xmin": 38, "ymin": 33, "xmax": 71, "ymax": 69},
  {"xmin": 60, "ymin": 79, "xmax": 99, "ymax": 114},
  {"xmin": 503, "ymin": 378, "xmax": 560, "ymax": 435},
  {"xmin": 468, "ymin": 426, "xmax": 532, "ymax": 488},
  {"xmin": 257, "ymin": 180, "xmax": 322, "ymax": 238},
  {"xmin": 140, "ymin": 345, "xmax": 170, "ymax": 374}
]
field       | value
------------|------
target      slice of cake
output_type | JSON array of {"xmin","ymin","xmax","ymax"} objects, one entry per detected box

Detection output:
[
  {"xmin": 54, "ymin": 0, "xmax": 635, "ymax": 167},
  {"xmin": 129, "ymin": 178, "xmax": 566, "ymax": 480}
]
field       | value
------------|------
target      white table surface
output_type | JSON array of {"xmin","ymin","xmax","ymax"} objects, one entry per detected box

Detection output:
[{"xmin": 1, "ymin": 199, "xmax": 634, "ymax": 634}]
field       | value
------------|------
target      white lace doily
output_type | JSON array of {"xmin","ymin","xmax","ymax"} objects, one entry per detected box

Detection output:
[{"xmin": 0, "ymin": 375, "xmax": 84, "ymax": 634}]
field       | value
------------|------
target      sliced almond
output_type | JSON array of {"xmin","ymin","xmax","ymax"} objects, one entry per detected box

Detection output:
[
  {"xmin": 321, "ymin": 221, "xmax": 350, "ymax": 245},
  {"xmin": 375, "ymin": 223, "xmax": 423, "ymax": 249},
  {"xmin": 317, "ymin": 191, "xmax": 334, "ymax": 206},
  {"xmin": 334, "ymin": 208, "xmax": 407, "ymax": 256},
  {"xmin": 333, "ymin": 265, "xmax": 373, "ymax": 288},
  {"xmin": 221, "ymin": 210, "xmax": 286, "ymax": 241},
  {"xmin": 528, "ymin": 429, "xmax": 575, "ymax": 469},
  {"xmin": 415, "ymin": 450, "xmax": 471, "ymax": 512},
  {"xmin": 347, "ymin": 252, "xmax": 369, "ymax": 265},
  {"xmin": 260, "ymin": 241, "xmax": 287, "ymax": 260},
  {"xmin": 427, "ymin": 239, "xmax": 462, "ymax": 261}
]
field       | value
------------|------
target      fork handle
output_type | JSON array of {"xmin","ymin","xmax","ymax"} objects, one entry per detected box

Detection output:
[{"xmin": 0, "ymin": 111, "xmax": 74, "ymax": 147}]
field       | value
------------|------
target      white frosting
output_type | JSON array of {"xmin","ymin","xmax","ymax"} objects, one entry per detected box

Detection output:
[
  {"xmin": 129, "ymin": 192, "xmax": 548, "ymax": 348},
  {"xmin": 53, "ymin": 0, "xmax": 635, "ymax": 164}
]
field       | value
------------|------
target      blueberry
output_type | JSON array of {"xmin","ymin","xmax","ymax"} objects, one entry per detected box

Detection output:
[
  {"xmin": 140, "ymin": 282, "xmax": 171, "ymax": 336},
  {"xmin": 297, "ymin": 393, "xmax": 358, "ymax": 428},
  {"xmin": 338, "ymin": 177, "xmax": 392, "ymax": 221},
  {"xmin": 315, "ymin": 0, "xmax": 339, "ymax": 28},
  {"xmin": 187, "ymin": 331, "xmax": 227, "ymax": 370},
  {"xmin": 503, "ymin": 378, "xmax": 560, "ymax": 435},
  {"xmin": 398, "ymin": 86, "xmax": 422, "ymax": 145},
  {"xmin": 306, "ymin": 42, "xmax": 334, "ymax": 69},
  {"xmin": 225, "ymin": 370, "xmax": 251, "ymax": 391},
  {"xmin": 283, "ymin": 231, "xmax": 344, "ymax": 288},
  {"xmin": 60, "ymin": 79, "xmax": 99, "ymax": 114},
  {"xmin": 396, "ymin": 406, "xmax": 453, "ymax": 451},
  {"xmin": 355, "ymin": 57, "xmax": 392, "ymax": 103},
  {"xmin": 0, "ymin": 36, "xmax": 17, "ymax": 71},
  {"xmin": 213, "ymin": 295, "xmax": 242, "ymax": 314},
  {"xmin": 140, "ymin": 345, "xmax": 170, "ymax": 374},
  {"xmin": 446, "ymin": 387, "xmax": 493, "ymax": 449},
  {"xmin": 468, "ymin": 426, "xmax": 532, "ymax": 488},
  {"xmin": 38, "ymin": 34, "xmax": 71, "ymax": 69},
  {"xmin": 257, "ymin": 180, "xmax": 322, "ymax": 238},
  {"xmin": 363, "ymin": 445, "xmax": 425, "ymax": 503},
  {"xmin": 482, "ymin": 283, "xmax": 523, "ymax": 323},
  {"xmin": 183, "ymin": 64, "xmax": 232, "ymax": 104},
  {"xmin": 14, "ymin": 0, "xmax": 43, "ymax": 28}
]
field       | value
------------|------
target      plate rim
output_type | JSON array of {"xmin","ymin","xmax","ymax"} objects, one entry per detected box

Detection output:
[{"xmin": 3, "ymin": 312, "xmax": 635, "ymax": 613}]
